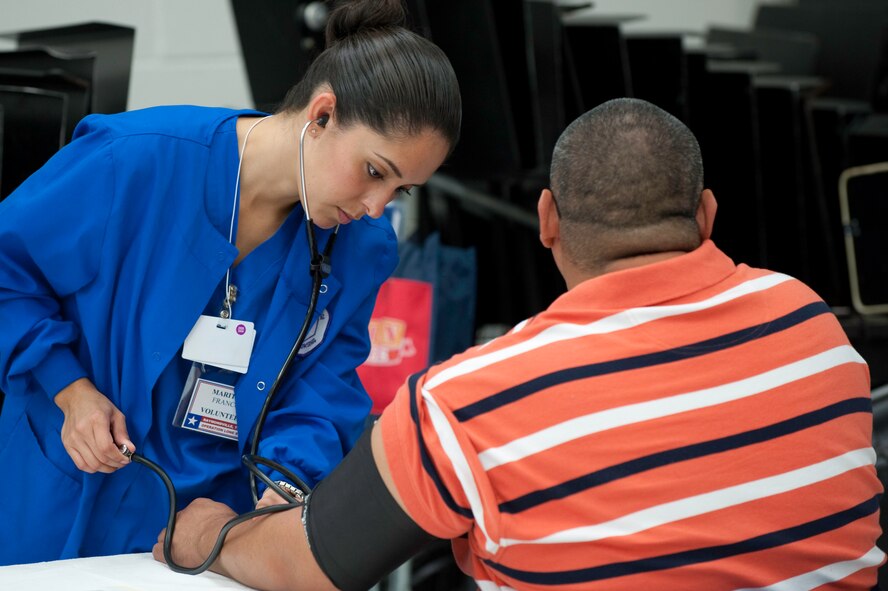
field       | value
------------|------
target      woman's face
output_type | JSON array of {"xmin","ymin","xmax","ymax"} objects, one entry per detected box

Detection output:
[{"xmin": 303, "ymin": 122, "xmax": 450, "ymax": 229}]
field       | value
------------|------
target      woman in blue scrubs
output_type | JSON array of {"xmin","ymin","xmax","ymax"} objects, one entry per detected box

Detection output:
[{"xmin": 0, "ymin": 0, "xmax": 460, "ymax": 564}]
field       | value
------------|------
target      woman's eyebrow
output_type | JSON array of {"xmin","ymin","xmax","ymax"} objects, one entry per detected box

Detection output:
[{"xmin": 373, "ymin": 152, "xmax": 402, "ymax": 178}]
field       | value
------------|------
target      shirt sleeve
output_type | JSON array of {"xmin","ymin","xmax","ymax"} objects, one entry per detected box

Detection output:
[
  {"xmin": 378, "ymin": 369, "xmax": 477, "ymax": 539},
  {"xmin": 0, "ymin": 120, "xmax": 115, "ymax": 398}
]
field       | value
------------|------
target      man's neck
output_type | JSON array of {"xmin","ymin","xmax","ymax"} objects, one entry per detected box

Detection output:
[{"xmin": 563, "ymin": 250, "xmax": 689, "ymax": 290}]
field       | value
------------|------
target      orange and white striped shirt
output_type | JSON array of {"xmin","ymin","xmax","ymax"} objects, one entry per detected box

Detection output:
[{"xmin": 380, "ymin": 240, "xmax": 883, "ymax": 590}]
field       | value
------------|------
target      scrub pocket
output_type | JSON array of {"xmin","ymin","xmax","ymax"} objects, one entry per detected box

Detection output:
[{"xmin": 0, "ymin": 412, "xmax": 83, "ymax": 564}]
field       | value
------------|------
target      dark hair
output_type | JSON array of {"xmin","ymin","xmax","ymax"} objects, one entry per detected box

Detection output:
[
  {"xmin": 278, "ymin": 0, "xmax": 461, "ymax": 149},
  {"xmin": 550, "ymin": 98, "xmax": 704, "ymax": 271}
]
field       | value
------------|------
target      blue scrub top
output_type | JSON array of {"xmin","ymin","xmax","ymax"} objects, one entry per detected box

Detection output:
[{"xmin": 0, "ymin": 106, "xmax": 398, "ymax": 563}]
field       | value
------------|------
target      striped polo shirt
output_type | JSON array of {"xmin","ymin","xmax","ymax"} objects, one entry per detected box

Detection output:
[{"xmin": 380, "ymin": 240, "xmax": 884, "ymax": 590}]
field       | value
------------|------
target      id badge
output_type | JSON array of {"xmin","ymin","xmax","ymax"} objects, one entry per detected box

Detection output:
[
  {"xmin": 183, "ymin": 315, "xmax": 256, "ymax": 373},
  {"xmin": 173, "ymin": 363, "xmax": 239, "ymax": 441}
]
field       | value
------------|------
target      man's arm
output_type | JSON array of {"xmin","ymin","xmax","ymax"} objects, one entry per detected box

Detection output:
[
  {"xmin": 152, "ymin": 492, "xmax": 334, "ymax": 591},
  {"xmin": 153, "ymin": 424, "xmax": 425, "ymax": 591}
]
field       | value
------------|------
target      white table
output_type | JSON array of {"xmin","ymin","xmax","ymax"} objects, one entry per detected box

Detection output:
[{"xmin": 0, "ymin": 552, "xmax": 257, "ymax": 590}]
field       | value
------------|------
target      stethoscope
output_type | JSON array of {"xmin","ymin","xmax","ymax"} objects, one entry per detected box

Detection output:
[{"xmin": 123, "ymin": 115, "xmax": 338, "ymax": 574}]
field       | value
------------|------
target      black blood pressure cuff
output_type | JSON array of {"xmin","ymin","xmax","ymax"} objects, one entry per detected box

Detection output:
[{"xmin": 305, "ymin": 426, "xmax": 437, "ymax": 591}]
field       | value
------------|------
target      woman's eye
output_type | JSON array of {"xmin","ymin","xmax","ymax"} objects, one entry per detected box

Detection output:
[
  {"xmin": 397, "ymin": 187, "xmax": 413, "ymax": 197},
  {"xmin": 368, "ymin": 163, "xmax": 382, "ymax": 178}
]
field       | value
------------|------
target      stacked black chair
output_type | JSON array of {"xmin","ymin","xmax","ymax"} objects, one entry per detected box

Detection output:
[
  {"xmin": 0, "ymin": 53, "xmax": 93, "ymax": 142},
  {"xmin": 1, "ymin": 22, "xmax": 134, "ymax": 115},
  {"xmin": 561, "ymin": 11, "xmax": 636, "ymax": 117},
  {"xmin": 625, "ymin": 33, "xmax": 689, "ymax": 123},
  {"xmin": 693, "ymin": 21, "xmax": 836, "ymax": 293},
  {"xmin": 754, "ymin": 74, "xmax": 829, "ymax": 290},
  {"xmin": 750, "ymin": 2, "xmax": 888, "ymax": 310},
  {"xmin": 755, "ymin": 3, "xmax": 888, "ymax": 103},
  {"xmin": 707, "ymin": 26, "xmax": 819, "ymax": 77},
  {"xmin": 627, "ymin": 31, "xmax": 824, "ymax": 278},
  {"xmin": 0, "ymin": 22, "xmax": 134, "ymax": 200},
  {"xmin": 0, "ymin": 49, "xmax": 92, "ymax": 199},
  {"xmin": 415, "ymin": 0, "xmax": 566, "ymax": 327},
  {"xmin": 0, "ymin": 85, "xmax": 68, "ymax": 201},
  {"xmin": 688, "ymin": 55, "xmax": 778, "ymax": 270}
]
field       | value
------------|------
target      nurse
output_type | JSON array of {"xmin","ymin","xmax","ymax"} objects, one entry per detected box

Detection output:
[{"xmin": 0, "ymin": 0, "xmax": 460, "ymax": 565}]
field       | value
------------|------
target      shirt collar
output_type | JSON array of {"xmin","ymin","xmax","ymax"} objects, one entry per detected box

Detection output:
[{"xmin": 551, "ymin": 240, "xmax": 737, "ymax": 310}]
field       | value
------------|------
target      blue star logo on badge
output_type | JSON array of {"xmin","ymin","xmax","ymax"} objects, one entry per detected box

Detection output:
[{"xmin": 186, "ymin": 414, "xmax": 200, "ymax": 427}]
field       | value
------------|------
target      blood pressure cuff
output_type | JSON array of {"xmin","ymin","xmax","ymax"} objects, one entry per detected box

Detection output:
[{"xmin": 304, "ymin": 426, "xmax": 438, "ymax": 591}]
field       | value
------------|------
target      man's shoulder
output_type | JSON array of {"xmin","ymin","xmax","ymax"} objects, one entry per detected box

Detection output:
[{"xmin": 417, "ymin": 317, "xmax": 539, "ymax": 407}]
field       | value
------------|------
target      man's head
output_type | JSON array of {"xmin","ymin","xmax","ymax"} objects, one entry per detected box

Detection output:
[{"xmin": 540, "ymin": 98, "xmax": 714, "ymax": 281}]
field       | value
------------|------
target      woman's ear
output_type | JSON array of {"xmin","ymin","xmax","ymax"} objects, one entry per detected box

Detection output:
[{"xmin": 307, "ymin": 90, "xmax": 337, "ymax": 128}]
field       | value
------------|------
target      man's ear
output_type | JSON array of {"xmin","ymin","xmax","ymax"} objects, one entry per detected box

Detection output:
[
  {"xmin": 538, "ymin": 189, "xmax": 560, "ymax": 250},
  {"xmin": 696, "ymin": 189, "xmax": 717, "ymax": 241}
]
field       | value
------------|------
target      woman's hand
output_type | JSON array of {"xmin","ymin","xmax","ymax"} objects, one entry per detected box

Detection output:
[{"xmin": 54, "ymin": 377, "xmax": 135, "ymax": 473}]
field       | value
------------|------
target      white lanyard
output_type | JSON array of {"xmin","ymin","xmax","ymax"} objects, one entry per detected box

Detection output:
[{"xmin": 221, "ymin": 115, "xmax": 269, "ymax": 319}]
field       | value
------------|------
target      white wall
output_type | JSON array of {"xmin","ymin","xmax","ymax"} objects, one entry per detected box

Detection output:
[
  {"xmin": 0, "ymin": 0, "xmax": 251, "ymax": 110},
  {"xmin": 0, "ymin": 0, "xmax": 792, "ymax": 112},
  {"xmin": 583, "ymin": 0, "xmax": 792, "ymax": 34}
]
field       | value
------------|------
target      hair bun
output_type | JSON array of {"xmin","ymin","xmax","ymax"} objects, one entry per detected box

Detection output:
[{"xmin": 325, "ymin": 0, "xmax": 407, "ymax": 46}]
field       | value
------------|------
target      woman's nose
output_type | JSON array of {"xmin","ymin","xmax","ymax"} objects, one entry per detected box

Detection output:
[{"xmin": 362, "ymin": 192, "xmax": 390, "ymax": 219}]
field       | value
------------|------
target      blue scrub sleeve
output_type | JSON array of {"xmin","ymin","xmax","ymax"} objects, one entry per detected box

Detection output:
[
  {"xmin": 255, "ymin": 289, "xmax": 378, "ymax": 491},
  {"xmin": 0, "ymin": 127, "xmax": 114, "ymax": 397}
]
